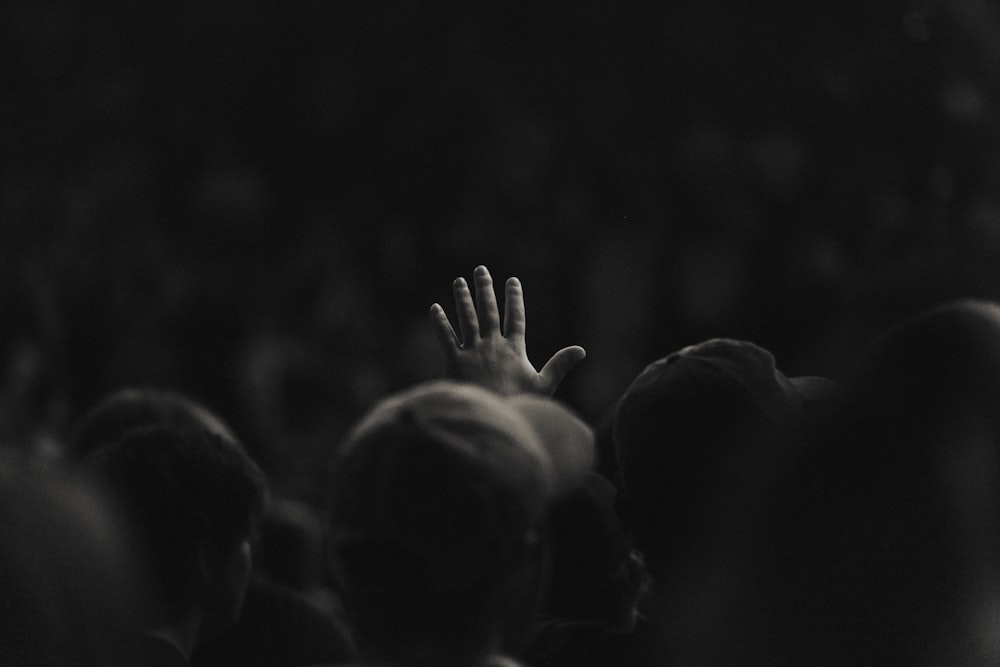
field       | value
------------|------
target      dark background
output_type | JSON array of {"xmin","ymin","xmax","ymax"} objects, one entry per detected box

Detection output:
[{"xmin": 4, "ymin": 1, "xmax": 1000, "ymax": 501}]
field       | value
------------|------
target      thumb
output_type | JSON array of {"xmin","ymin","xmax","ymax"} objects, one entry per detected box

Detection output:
[{"xmin": 538, "ymin": 345, "xmax": 587, "ymax": 394}]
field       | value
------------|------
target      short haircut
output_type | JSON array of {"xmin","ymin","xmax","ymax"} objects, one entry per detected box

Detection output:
[
  {"xmin": 88, "ymin": 427, "xmax": 267, "ymax": 610},
  {"xmin": 328, "ymin": 381, "xmax": 553, "ymax": 662},
  {"xmin": 612, "ymin": 340, "xmax": 801, "ymax": 569}
]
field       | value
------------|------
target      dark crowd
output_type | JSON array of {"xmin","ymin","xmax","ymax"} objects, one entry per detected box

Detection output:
[
  {"xmin": 6, "ymin": 1, "xmax": 1000, "ymax": 666},
  {"xmin": 9, "ymin": 268, "xmax": 1000, "ymax": 666}
]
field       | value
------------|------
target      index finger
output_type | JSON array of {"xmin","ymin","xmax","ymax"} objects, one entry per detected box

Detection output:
[{"xmin": 429, "ymin": 303, "xmax": 460, "ymax": 355}]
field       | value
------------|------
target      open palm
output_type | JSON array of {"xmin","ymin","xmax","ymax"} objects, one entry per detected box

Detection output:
[{"xmin": 430, "ymin": 265, "xmax": 586, "ymax": 396}]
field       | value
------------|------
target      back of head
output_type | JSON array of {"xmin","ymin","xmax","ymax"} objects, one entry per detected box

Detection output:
[
  {"xmin": 505, "ymin": 394, "xmax": 595, "ymax": 499},
  {"xmin": 543, "ymin": 472, "xmax": 647, "ymax": 630},
  {"xmin": 716, "ymin": 300, "xmax": 1000, "ymax": 665},
  {"xmin": 853, "ymin": 299, "xmax": 1000, "ymax": 435},
  {"xmin": 87, "ymin": 426, "xmax": 267, "ymax": 627},
  {"xmin": 328, "ymin": 380, "xmax": 554, "ymax": 665},
  {"xmin": 612, "ymin": 339, "xmax": 808, "ymax": 572}
]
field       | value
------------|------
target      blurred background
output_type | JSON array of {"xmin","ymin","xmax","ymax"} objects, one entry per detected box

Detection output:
[{"xmin": 4, "ymin": 0, "xmax": 1000, "ymax": 502}]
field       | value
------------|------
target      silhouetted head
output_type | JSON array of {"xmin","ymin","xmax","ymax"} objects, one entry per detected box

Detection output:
[
  {"xmin": 328, "ymin": 381, "xmax": 557, "ymax": 666},
  {"xmin": 717, "ymin": 300, "xmax": 1000, "ymax": 665},
  {"xmin": 612, "ymin": 338, "xmax": 833, "ymax": 574},
  {"xmin": 853, "ymin": 299, "xmax": 1000, "ymax": 435},
  {"xmin": 87, "ymin": 426, "xmax": 268, "ymax": 635},
  {"xmin": 543, "ymin": 471, "xmax": 649, "ymax": 630}
]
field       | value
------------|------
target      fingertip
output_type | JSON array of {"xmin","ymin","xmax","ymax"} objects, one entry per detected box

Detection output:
[
  {"xmin": 474, "ymin": 265, "xmax": 492, "ymax": 282},
  {"xmin": 430, "ymin": 303, "xmax": 443, "ymax": 314},
  {"xmin": 506, "ymin": 276, "xmax": 521, "ymax": 288},
  {"xmin": 453, "ymin": 276, "xmax": 467, "ymax": 288}
]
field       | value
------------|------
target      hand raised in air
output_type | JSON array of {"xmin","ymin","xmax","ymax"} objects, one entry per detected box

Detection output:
[{"xmin": 430, "ymin": 265, "xmax": 586, "ymax": 396}]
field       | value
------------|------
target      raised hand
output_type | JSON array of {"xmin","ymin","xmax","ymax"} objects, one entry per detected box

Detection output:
[{"xmin": 430, "ymin": 265, "xmax": 586, "ymax": 396}]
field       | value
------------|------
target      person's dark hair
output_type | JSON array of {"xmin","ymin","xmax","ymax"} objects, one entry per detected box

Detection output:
[
  {"xmin": 328, "ymin": 381, "xmax": 553, "ymax": 665},
  {"xmin": 711, "ymin": 300, "xmax": 1000, "ymax": 665},
  {"xmin": 543, "ymin": 472, "xmax": 648, "ymax": 629},
  {"xmin": 612, "ymin": 340, "xmax": 800, "ymax": 574},
  {"xmin": 88, "ymin": 426, "xmax": 267, "ymax": 612},
  {"xmin": 851, "ymin": 299, "xmax": 1000, "ymax": 434},
  {"xmin": 331, "ymin": 425, "xmax": 548, "ymax": 663},
  {"xmin": 68, "ymin": 387, "xmax": 239, "ymax": 463}
]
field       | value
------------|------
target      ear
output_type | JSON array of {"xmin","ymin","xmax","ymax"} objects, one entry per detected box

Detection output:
[{"xmin": 197, "ymin": 538, "xmax": 254, "ymax": 631}]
